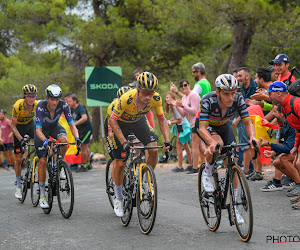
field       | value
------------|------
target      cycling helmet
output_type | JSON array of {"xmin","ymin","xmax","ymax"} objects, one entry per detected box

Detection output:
[
  {"xmin": 215, "ymin": 74, "xmax": 238, "ymax": 92},
  {"xmin": 137, "ymin": 71, "xmax": 158, "ymax": 92},
  {"xmin": 117, "ymin": 86, "xmax": 131, "ymax": 98},
  {"xmin": 23, "ymin": 84, "xmax": 37, "ymax": 95},
  {"xmin": 45, "ymin": 84, "xmax": 62, "ymax": 98}
]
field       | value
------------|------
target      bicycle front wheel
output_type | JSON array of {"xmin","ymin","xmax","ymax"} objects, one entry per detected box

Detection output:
[
  {"xmin": 19, "ymin": 158, "xmax": 29, "ymax": 203},
  {"xmin": 43, "ymin": 164, "xmax": 53, "ymax": 214},
  {"xmin": 198, "ymin": 163, "xmax": 221, "ymax": 232},
  {"xmin": 136, "ymin": 164, "xmax": 157, "ymax": 235},
  {"xmin": 57, "ymin": 161, "xmax": 74, "ymax": 219},
  {"xmin": 229, "ymin": 165, "xmax": 253, "ymax": 242},
  {"xmin": 30, "ymin": 157, "xmax": 40, "ymax": 207},
  {"xmin": 105, "ymin": 158, "xmax": 114, "ymax": 209}
]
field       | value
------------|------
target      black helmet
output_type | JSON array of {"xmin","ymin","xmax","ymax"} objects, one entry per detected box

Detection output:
[
  {"xmin": 137, "ymin": 71, "xmax": 158, "ymax": 92},
  {"xmin": 117, "ymin": 86, "xmax": 131, "ymax": 98},
  {"xmin": 45, "ymin": 84, "xmax": 62, "ymax": 98},
  {"xmin": 22, "ymin": 84, "xmax": 37, "ymax": 95},
  {"xmin": 215, "ymin": 74, "xmax": 238, "ymax": 92}
]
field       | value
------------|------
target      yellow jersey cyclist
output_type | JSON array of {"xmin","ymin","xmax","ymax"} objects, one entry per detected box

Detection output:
[
  {"xmin": 198, "ymin": 74, "xmax": 259, "ymax": 224},
  {"xmin": 10, "ymin": 84, "xmax": 38, "ymax": 199},
  {"xmin": 109, "ymin": 72, "xmax": 171, "ymax": 217},
  {"xmin": 35, "ymin": 84, "xmax": 81, "ymax": 209}
]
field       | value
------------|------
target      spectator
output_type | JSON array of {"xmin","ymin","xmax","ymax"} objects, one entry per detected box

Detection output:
[
  {"xmin": 64, "ymin": 92, "xmax": 74, "ymax": 103},
  {"xmin": 0, "ymin": 110, "xmax": 14, "ymax": 170},
  {"xmin": 259, "ymin": 105, "xmax": 298, "ymax": 192},
  {"xmin": 67, "ymin": 95, "xmax": 93, "ymax": 173},
  {"xmin": 268, "ymin": 65, "xmax": 279, "ymax": 82},
  {"xmin": 171, "ymin": 79, "xmax": 200, "ymax": 174},
  {"xmin": 269, "ymin": 54, "xmax": 296, "ymax": 85},
  {"xmin": 191, "ymin": 62, "xmax": 211, "ymax": 98},
  {"xmin": 234, "ymin": 67, "xmax": 259, "ymax": 178},
  {"xmin": 164, "ymin": 92, "xmax": 192, "ymax": 172}
]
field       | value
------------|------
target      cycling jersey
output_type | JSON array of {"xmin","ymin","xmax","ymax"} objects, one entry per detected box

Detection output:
[
  {"xmin": 12, "ymin": 99, "xmax": 39, "ymax": 125},
  {"xmin": 35, "ymin": 100, "xmax": 74, "ymax": 128},
  {"xmin": 110, "ymin": 89, "xmax": 164, "ymax": 123},
  {"xmin": 199, "ymin": 91, "xmax": 249, "ymax": 126}
]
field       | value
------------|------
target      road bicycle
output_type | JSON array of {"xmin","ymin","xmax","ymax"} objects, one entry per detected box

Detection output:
[
  {"xmin": 106, "ymin": 134, "xmax": 168, "ymax": 234},
  {"xmin": 18, "ymin": 135, "xmax": 40, "ymax": 206},
  {"xmin": 198, "ymin": 140, "xmax": 260, "ymax": 242},
  {"xmin": 41, "ymin": 140, "xmax": 80, "ymax": 219}
]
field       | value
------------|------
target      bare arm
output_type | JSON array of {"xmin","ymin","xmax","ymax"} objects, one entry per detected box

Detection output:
[
  {"xmin": 69, "ymin": 124, "xmax": 79, "ymax": 139},
  {"xmin": 74, "ymin": 114, "xmax": 88, "ymax": 126},
  {"xmin": 109, "ymin": 117, "xmax": 127, "ymax": 144},
  {"xmin": 10, "ymin": 119, "xmax": 22, "ymax": 141},
  {"xmin": 36, "ymin": 127, "xmax": 47, "ymax": 142},
  {"xmin": 158, "ymin": 118, "xmax": 170, "ymax": 142}
]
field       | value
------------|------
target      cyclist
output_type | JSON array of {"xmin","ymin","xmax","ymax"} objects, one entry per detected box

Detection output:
[
  {"xmin": 109, "ymin": 72, "xmax": 171, "ymax": 217},
  {"xmin": 35, "ymin": 84, "xmax": 81, "ymax": 209},
  {"xmin": 10, "ymin": 84, "xmax": 38, "ymax": 199},
  {"xmin": 198, "ymin": 74, "xmax": 258, "ymax": 224}
]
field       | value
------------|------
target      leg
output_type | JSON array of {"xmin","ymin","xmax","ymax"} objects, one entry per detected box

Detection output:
[
  {"xmin": 276, "ymin": 153, "xmax": 300, "ymax": 183},
  {"xmin": 192, "ymin": 133, "xmax": 200, "ymax": 171},
  {"xmin": 183, "ymin": 142, "xmax": 192, "ymax": 165},
  {"xmin": 146, "ymin": 141, "xmax": 158, "ymax": 170},
  {"xmin": 57, "ymin": 135, "xmax": 68, "ymax": 158},
  {"xmin": 176, "ymin": 134, "xmax": 183, "ymax": 169}
]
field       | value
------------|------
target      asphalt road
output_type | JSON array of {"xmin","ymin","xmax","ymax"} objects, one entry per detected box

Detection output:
[{"xmin": 0, "ymin": 164, "xmax": 299, "ymax": 250}]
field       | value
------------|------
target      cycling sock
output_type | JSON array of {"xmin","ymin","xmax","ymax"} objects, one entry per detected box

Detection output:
[
  {"xmin": 114, "ymin": 184, "xmax": 123, "ymax": 199},
  {"xmin": 203, "ymin": 160, "xmax": 213, "ymax": 176},
  {"xmin": 82, "ymin": 163, "xmax": 88, "ymax": 168},
  {"xmin": 16, "ymin": 176, "xmax": 21, "ymax": 188},
  {"xmin": 39, "ymin": 182, "xmax": 46, "ymax": 198}
]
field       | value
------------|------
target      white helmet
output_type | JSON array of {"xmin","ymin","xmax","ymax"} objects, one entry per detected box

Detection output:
[
  {"xmin": 215, "ymin": 74, "xmax": 238, "ymax": 92},
  {"xmin": 45, "ymin": 84, "xmax": 62, "ymax": 98}
]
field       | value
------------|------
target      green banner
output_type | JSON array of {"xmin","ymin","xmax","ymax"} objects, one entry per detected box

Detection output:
[{"xmin": 85, "ymin": 66, "xmax": 122, "ymax": 107}]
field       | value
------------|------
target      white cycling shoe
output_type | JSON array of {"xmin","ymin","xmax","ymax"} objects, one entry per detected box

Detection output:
[
  {"xmin": 234, "ymin": 209, "xmax": 245, "ymax": 225},
  {"xmin": 15, "ymin": 187, "xmax": 22, "ymax": 199},
  {"xmin": 202, "ymin": 175, "xmax": 215, "ymax": 193},
  {"xmin": 114, "ymin": 198, "xmax": 124, "ymax": 217},
  {"xmin": 60, "ymin": 169, "xmax": 66, "ymax": 180},
  {"xmin": 39, "ymin": 197, "xmax": 49, "ymax": 209}
]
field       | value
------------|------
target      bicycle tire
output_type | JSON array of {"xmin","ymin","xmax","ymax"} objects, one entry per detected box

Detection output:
[
  {"xmin": 57, "ymin": 161, "xmax": 74, "ymax": 219},
  {"xmin": 30, "ymin": 157, "xmax": 40, "ymax": 207},
  {"xmin": 19, "ymin": 158, "xmax": 29, "ymax": 203},
  {"xmin": 105, "ymin": 158, "xmax": 114, "ymax": 209},
  {"xmin": 198, "ymin": 163, "xmax": 221, "ymax": 232},
  {"xmin": 136, "ymin": 164, "xmax": 157, "ymax": 235},
  {"xmin": 229, "ymin": 165, "xmax": 253, "ymax": 242},
  {"xmin": 43, "ymin": 164, "xmax": 53, "ymax": 214}
]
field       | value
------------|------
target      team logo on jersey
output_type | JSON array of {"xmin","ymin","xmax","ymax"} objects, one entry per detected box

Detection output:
[
  {"xmin": 127, "ymin": 95, "xmax": 133, "ymax": 105},
  {"xmin": 118, "ymin": 100, "xmax": 122, "ymax": 110},
  {"xmin": 19, "ymin": 103, "xmax": 22, "ymax": 111},
  {"xmin": 153, "ymin": 95, "xmax": 160, "ymax": 101},
  {"xmin": 215, "ymin": 108, "xmax": 219, "ymax": 112}
]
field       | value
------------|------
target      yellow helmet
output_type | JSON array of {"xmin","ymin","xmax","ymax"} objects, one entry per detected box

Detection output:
[
  {"xmin": 117, "ymin": 86, "xmax": 131, "ymax": 98},
  {"xmin": 137, "ymin": 72, "xmax": 158, "ymax": 92},
  {"xmin": 22, "ymin": 84, "xmax": 37, "ymax": 95}
]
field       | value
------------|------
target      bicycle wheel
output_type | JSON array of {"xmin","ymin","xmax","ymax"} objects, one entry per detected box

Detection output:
[
  {"xmin": 57, "ymin": 161, "xmax": 74, "ymax": 219},
  {"xmin": 198, "ymin": 163, "xmax": 221, "ymax": 232},
  {"xmin": 136, "ymin": 164, "xmax": 157, "ymax": 235},
  {"xmin": 229, "ymin": 165, "xmax": 253, "ymax": 242},
  {"xmin": 105, "ymin": 158, "xmax": 114, "ymax": 209},
  {"xmin": 43, "ymin": 164, "xmax": 53, "ymax": 214},
  {"xmin": 19, "ymin": 158, "xmax": 29, "ymax": 203},
  {"xmin": 30, "ymin": 157, "xmax": 40, "ymax": 207}
]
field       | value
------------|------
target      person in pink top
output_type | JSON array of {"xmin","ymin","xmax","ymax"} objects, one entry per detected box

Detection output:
[
  {"xmin": 171, "ymin": 79, "xmax": 201, "ymax": 174},
  {"xmin": 0, "ymin": 110, "xmax": 14, "ymax": 170}
]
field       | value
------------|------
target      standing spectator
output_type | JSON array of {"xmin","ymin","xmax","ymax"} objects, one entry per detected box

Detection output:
[
  {"xmin": 67, "ymin": 95, "xmax": 93, "ymax": 173},
  {"xmin": 191, "ymin": 62, "xmax": 211, "ymax": 98},
  {"xmin": 268, "ymin": 65, "xmax": 279, "ymax": 82},
  {"xmin": 64, "ymin": 92, "xmax": 73, "ymax": 103},
  {"xmin": 171, "ymin": 79, "xmax": 200, "ymax": 174},
  {"xmin": 0, "ymin": 110, "xmax": 14, "ymax": 170},
  {"xmin": 234, "ymin": 67, "xmax": 258, "ymax": 177},
  {"xmin": 269, "ymin": 54, "xmax": 296, "ymax": 85},
  {"xmin": 164, "ymin": 92, "xmax": 192, "ymax": 172}
]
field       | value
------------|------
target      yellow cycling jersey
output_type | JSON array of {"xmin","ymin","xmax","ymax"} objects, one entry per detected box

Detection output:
[
  {"xmin": 107, "ymin": 98, "xmax": 118, "ymax": 117},
  {"xmin": 12, "ymin": 99, "xmax": 39, "ymax": 125},
  {"xmin": 110, "ymin": 89, "xmax": 164, "ymax": 123}
]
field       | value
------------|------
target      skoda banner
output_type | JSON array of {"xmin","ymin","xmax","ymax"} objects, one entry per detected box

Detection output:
[{"xmin": 85, "ymin": 66, "xmax": 122, "ymax": 107}]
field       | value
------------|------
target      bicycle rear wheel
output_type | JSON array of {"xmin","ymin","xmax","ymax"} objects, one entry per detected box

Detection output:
[
  {"xmin": 43, "ymin": 164, "xmax": 53, "ymax": 214},
  {"xmin": 229, "ymin": 165, "xmax": 253, "ymax": 242},
  {"xmin": 30, "ymin": 157, "xmax": 40, "ymax": 207},
  {"xmin": 136, "ymin": 164, "xmax": 157, "ymax": 235},
  {"xmin": 105, "ymin": 158, "xmax": 114, "ymax": 209},
  {"xmin": 198, "ymin": 163, "xmax": 221, "ymax": 232},
  {"xmin": 19, "ymin": 158, "xmax": 29, "ymax": 203},
  {"xmin": 57, "ymin": 161, "xmax": 74, "ymax": 219}
]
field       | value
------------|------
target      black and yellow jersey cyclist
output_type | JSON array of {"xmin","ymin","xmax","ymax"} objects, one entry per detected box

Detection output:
[
  {"xmin": 108, "ymin": 71, "xmax": 171, "ymax": 217},
  {"xmin": 10, "ymin": 84, "xmax": 38, "ymax": 200}
]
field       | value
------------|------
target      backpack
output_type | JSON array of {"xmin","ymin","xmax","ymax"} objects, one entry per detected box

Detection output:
[{"xmin": 286, "ymin": 79, "xmax": 300, "ymax": 119}]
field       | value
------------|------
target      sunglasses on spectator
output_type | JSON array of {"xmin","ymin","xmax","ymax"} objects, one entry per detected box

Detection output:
[
  {"xmin": 192, "ymin": 70, "xmax": 198, "ymax": 73},
  {"xmin": 140, "ymin": 90, "xmax": 155, "ymax": 97},
  {"xmin": 180, "ymin": 83, "xmax": 189, "ymax": 88},
  {"xmin": 25, "ymin": 95, "xmax": 36, "ymax": 99}
]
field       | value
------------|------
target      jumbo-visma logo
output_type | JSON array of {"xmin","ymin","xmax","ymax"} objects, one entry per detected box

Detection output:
[{"xmin": 90, "ymin": 83, "xmax": 119, "ymax": 90}]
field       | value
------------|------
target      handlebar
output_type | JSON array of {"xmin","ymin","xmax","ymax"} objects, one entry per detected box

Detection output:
[{"xmin": 38, "ymin": 140, "xmax": 81, "ymax": 156}]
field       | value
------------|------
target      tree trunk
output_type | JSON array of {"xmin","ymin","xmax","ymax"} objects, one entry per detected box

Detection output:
[
  {"xmin": 222, "ymin": 21, "xmax": 255, "ymax": 73},
  {"xmin": 91, "ymin": 107, "xmax": 100, "ymax": 142}
]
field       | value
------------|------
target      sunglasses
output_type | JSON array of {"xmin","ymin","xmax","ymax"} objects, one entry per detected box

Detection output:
[
  {"xmin": 180, "ymin": 83, "xmax": 189, "ymax": 88},
  {"xmin": 140, "ymin": 91, "xmax": 155, "ymax": 97},
  {"xmin": 192, "ymin": 70, "xmax": 198, "ymax": 73},
  {"xmin": 25, "ymin": 95, "xmax": 36, "ymax": 99}
]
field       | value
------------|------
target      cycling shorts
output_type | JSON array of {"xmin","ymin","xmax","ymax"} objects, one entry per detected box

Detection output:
[
  {"xmin": 78, "ymin": 127, "xmax": 92, "ymax": 144},
  {"xmin": 13, "ymin": 120, "xmax": 35, "ymax": 154},
  {"xmin": 0, "ymin": 143, "xmax": 13, "ymax": 151},
  {"xmin": 34, "ymin": 124, "xmax": 67, "ymax": 158},
  {"xmin": 104, "ymin": 116, "xmax": 114, "ymax": 159},
  {"xmin": 111, "ymin": 116, "xmax": 158, "ymax": 159}
]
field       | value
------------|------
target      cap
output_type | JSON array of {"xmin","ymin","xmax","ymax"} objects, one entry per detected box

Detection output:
[
  {"xmin": 266, "ymin": 81, "xmax": 288, "ymax": 93},
  {"xmin": 0, "ymin": 109, "xmax": 5, "ymax": 113},
  {"xmin": 268, "ymin": 65, "xmax": 274, "ymax": 71},
  {"xmin": 269, "ymin": 54, "xmax": 290, "ymax": 65}
]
